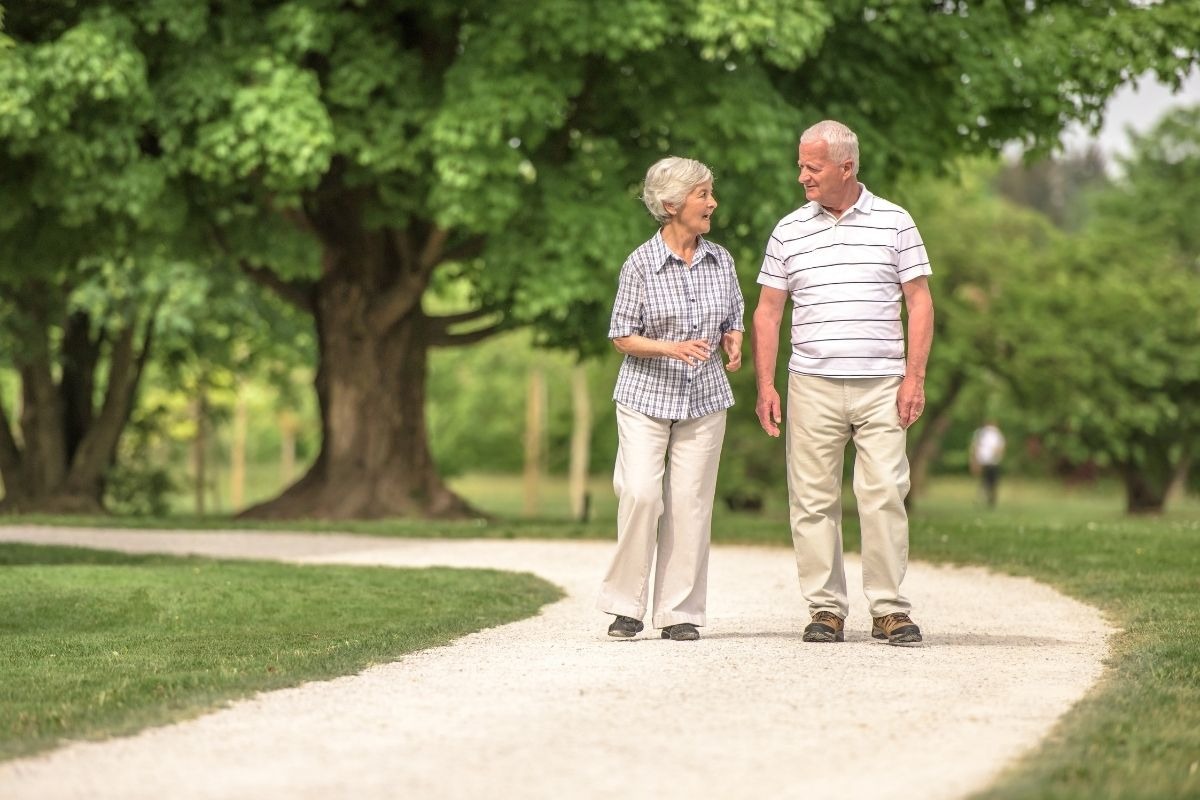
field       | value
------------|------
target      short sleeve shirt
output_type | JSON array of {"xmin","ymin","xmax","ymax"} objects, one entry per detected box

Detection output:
[
  {"xmin": 609, "ymin": 231, "xmax": 744, "ymax": 419},
  {"xmin": 757, "ymin": 184, "xmax": 932, "ymax": 378}
]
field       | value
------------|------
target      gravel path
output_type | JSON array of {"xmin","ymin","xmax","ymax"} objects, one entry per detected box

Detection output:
[{"xmin": 0, "ymin": 526, "xmax": 1113, "ymax": 800}]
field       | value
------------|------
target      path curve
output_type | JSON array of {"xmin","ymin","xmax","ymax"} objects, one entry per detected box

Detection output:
[{"xmin": 0, "ymin": 526, "xmax": 1113, "ymax": 800}]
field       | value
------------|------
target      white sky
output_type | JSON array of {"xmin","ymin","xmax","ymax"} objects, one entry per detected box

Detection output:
[{"xmin": 1060, "ymin": 69, "xmax": 1200, "ymax": 158}]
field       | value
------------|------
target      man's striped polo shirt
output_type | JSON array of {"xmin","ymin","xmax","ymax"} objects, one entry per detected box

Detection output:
[{"xmin": 757, "ymin": 183, "xmax": 932, "ymax": 378}]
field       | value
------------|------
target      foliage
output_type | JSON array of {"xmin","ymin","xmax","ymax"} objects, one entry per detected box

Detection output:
[
  {"xmin": 991, "ymin": 109, "xmax": 1200, "ymax": 511},
  {"xmin": 3, "ymin": 0, "xmax": 1199, "ymax": 516},
  {"xmin": 1101, "ymin": 105, "xmax": 1200, "ymax": 259}
]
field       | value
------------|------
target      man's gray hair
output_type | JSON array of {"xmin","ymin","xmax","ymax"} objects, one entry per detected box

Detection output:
[
  {"xmin": 800, "ymin": 120, "xmax": 859, "ymax": 175},
  {"xmin": 641, "ymin": 156, "xmax": 713, "ymax": 225}
]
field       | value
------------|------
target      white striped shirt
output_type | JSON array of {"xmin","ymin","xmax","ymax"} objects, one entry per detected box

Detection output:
[
  {"xmin": 609, "ymin": 231, "xmax": 744, "ymax": 419},
  {"xmin": 757, "ymin": 184, "xmax": 931, "ymax": 378}
]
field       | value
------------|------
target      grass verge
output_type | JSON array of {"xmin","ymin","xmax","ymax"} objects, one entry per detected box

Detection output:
[
  {"xmin": 0, "ymin": 543, "xmax": 561, "ymax": 761},
  {"xmin": 910, "ymin": 510, "xmax": 1200, "ymax": 800}
]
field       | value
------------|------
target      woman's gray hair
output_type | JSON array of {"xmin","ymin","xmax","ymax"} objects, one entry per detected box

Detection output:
[
  {"xmin": 800, "ymin": 120, "xmax": 859, "ymax": 175},
  {"xmin": 641, "ymin": 156, "xmax": 714, "ymax": 225}
]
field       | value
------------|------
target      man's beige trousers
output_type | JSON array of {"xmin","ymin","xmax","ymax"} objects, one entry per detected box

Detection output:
[
  {"xmin": 596, "ymin": 403, "xmax": 727, "ymax": 629},
  {"xmin": 786, "ymin": 374, "xmax": 912, "ymax": 619}
]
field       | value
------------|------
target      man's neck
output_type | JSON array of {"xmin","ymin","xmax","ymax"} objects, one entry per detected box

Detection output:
[{"xmin": 822, "ymin": 182, "xmax": 862, "ymax": 219}]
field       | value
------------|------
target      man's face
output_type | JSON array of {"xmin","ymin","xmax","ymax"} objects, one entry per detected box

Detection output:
[{"xmin": 797, "ymin": 140, "xmax": 852, "ymax": 207}]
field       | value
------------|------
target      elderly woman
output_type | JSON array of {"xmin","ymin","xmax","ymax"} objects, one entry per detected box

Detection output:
[{"xmin": 597, "ymin": 156, "xmax": 744, "ymax": 642}]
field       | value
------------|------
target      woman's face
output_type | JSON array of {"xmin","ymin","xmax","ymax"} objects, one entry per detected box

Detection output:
[{"xmin": 669, "ymin": 179, "xmax": 717, "ymax": 236}]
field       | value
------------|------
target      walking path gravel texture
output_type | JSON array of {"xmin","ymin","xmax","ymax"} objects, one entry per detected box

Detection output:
[{"xmin": 0, "ymin": 526, "xmax": 1113, "ymax": 800}]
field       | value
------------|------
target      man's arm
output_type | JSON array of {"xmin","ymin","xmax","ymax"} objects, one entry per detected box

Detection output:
[
  {"xmin": 898, "ymin": 276, "xmax": 934, "ymax": 428},
  {"xmin": 752, "ymin": 286, "xmax": 789, "ymax": 437}
]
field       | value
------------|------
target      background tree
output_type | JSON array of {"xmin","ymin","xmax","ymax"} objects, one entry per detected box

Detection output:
[
  {"xmin": 994, "ymin": 108, "xmax": 1200, "ymax": 513},
  {"xmin": 994, "ymin": 147, "xmax": 1109, "ymax": 230},
  {"xmin": 0, "ymin": 2, "xmax": 187, "ymax": 511},
  {"xmin": 3, "ymin": 1, "xmax": 1198, "ymax": 518},
  {"xmin": 895, "ymin": 164, "xmax": 1062, "ymax": 505}
]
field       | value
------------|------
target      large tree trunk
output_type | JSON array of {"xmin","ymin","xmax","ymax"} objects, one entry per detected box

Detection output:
[
  {"xmin": 233, "ymin": 177, "xmax": 492, "ymax": 521},
  {"xmin": 0, "ymin": 302, "xmax": 153, "ymax": 515},
  {"xmin": 1122, "ymin": 468, "xmax": 1168, "ymax": 514},
  {"xmin": 239, "ymin": 272, "xmax": 476, "ymax": 520},
  {"xmin": 1118, "ymin": 444, "xmax": 1175, "ymax": 514}
]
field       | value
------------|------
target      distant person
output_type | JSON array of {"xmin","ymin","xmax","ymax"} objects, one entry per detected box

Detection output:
[
  {"xmin": 597, "ymin": 156, "xmax": 744, "ymax": 642},
  {"xmin": 752, "ymin": 120, "xmax": 934, "ymax": 647},
  {"xmin": 970, "ymin": 421, "xmax": 1006, "ymax": 508}
]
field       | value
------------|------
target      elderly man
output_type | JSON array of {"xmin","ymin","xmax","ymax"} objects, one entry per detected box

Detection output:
[{"xmin": 752, "ymin": 120, "xmax": 934, "ymax": 646}]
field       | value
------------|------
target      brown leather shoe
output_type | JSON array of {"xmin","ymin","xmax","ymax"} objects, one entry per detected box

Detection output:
[
  {"xmin": 872, "ymin": 612, "xmax": 923, "ymax": 646},
  {"xmin": 802, "ymin": 610, "xmax": 844, "ymax": 642}
]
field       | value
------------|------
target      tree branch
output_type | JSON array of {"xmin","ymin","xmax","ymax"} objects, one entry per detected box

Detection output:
[
  {"xmin": 64, "ymin": 302, "xmax": 154, "ymax": 491},
  {"xmin": 239, "ymin": 262, "xmax": 317, "ymax": 313},
  {"xmin": 366, "ymin": 273, "xmax": 427, "ymax": 335},
  {"xmin": 391, "ymin": 228, "xmax": 415, "ymax": 271},
  {"xmin": 419, "ymin": 225, "xmax": 450, "ymax": 271},
  {"xmin": 429, "ymin": 321, "xmax": 506, "ymax": 348},
  {"xmin": 370, "ymin": 227, "xmax": 489, "ymax": 335},
  {"xmin": 429, "ymin": 308, "xmax": 498, "ymax": 328},
  {"xmin": 441, "ymin": 234, "xmax": 487, "ymax": 264},
  {"xmin": 279, "ymin": 205, "xmax": 316, "ymax": 236},
  {"xmin": 209, "ymin": 224, "xmax": 317, "ymax": 313}
]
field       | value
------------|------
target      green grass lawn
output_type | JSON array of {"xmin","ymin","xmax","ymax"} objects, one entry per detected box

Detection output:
[
  {"xmin": 911, "ymin": 510, "xmax": 1200, "ymax": 800},
  {"xmin": 3, "ymin": 474, "xmax": 1199, "ymax": 798},
  {"xmin": 0, "ymin": 544, "xmax": 561, "ymax": 761}
]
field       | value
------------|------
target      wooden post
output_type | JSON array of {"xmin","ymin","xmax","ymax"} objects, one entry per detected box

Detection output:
[
  {"xmin": 192, "ymin": 391, "xmax": 208, "ymax": 516},
  {"xmin": 230, "ymin": 392, "xmax": 248, "ymax": 510},
  {"xmin": 279, "ymin": 410, "xmax": 297, "ymax": 486},
  {"xmin": 568, "ymin": 364, "xmax": 592, "ymax": 521},
  {"xmin": 523, "ymin": 366, "xmax": 546, "ymax": 517}
]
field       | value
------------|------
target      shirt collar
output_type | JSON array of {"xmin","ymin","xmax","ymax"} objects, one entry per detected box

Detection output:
[
  {"xmin": 805, "ymin": 182, "xmax": 876, "ymax": 218},
  {"xmin": 651, "ymin": 230, "xmax": 718, "ymax": 273}
]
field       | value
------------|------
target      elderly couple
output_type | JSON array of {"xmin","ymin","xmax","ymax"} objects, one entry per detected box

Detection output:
[{"xmin": 597, "ymin": 120, "xmax": 934, "ymax": 646}]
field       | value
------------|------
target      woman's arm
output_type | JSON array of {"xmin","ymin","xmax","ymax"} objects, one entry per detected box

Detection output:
[{"xmin": 613, "ymin": 335, "xmax": 712, "ymax": 365}]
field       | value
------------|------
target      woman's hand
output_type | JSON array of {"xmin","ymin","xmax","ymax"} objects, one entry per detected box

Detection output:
[
  {"xmin": 721, "ymin": 331, "xmax": 743, "ymax": 372},
  {"xmin": 667, "ymin": 339, "xmax": 712, "ymax": 366}
]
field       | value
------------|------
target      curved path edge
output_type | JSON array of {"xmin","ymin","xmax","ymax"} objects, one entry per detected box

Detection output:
[{"xmin": 0, "ymin": 526, "xmax": 1114, "ymax": 800}]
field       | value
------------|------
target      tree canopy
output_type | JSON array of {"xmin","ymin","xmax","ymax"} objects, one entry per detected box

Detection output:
[{"xmin": 2, "ymin": 0, "xmax": 1198, "ymax": 516}]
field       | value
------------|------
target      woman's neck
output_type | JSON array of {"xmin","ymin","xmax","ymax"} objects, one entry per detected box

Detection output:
[{"xmin": 660, "ymin": 223, "xmax": 699, "ymax": 264}]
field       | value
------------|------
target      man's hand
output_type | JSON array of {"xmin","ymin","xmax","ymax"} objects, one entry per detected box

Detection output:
[
  {"xmin": 756, "ymin": 386, "xmax": 783, "ymax": 437},
  {"xmin": 896, "ymin": 374, "xmax": 925, "ymax": 428},
  {"xmin": 721, "ymin": 331, "xmax": 743, "ymax": 372}
]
